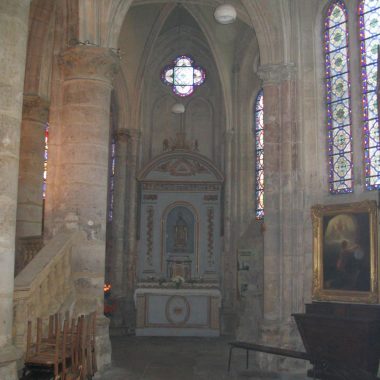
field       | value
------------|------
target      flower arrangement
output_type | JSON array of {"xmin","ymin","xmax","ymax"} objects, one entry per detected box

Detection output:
[{"xmin": 171, "ymin": 275, "xmax": 185, "ymax": 289}]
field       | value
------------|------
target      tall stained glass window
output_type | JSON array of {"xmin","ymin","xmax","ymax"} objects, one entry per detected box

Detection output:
[
  {"xmin": 255, "ymin": 90, "xmax": 264, "ymax": 220},
  {"xmin": 161, "ymin": 55, "xmax": 206, "ymax": 97},
  {"xmin": 108, "ymin": 137, "xmax": 116, "ymax": 222},
  {"xmin": 325, "ymin": 1, "xmax": 354, "ymax": 194},
  {"xmin": 43, "ymin": 124, "xmax": 48, "ymax": 199},
  {"xmin": 359, "ymin": 0, "xmax": 380, "ymax": 189}
]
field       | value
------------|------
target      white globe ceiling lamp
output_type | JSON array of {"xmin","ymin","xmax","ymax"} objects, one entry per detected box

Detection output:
[
  {"xmin": 214, "ymin": 3, "xmax": 237, "ymax": 25},
  {"xmin": 171, "ymin": 103, "xmax": 185, "ymax": 114}
]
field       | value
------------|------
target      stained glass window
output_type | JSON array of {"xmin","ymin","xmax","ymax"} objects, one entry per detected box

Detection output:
[
  {"xmin": 43, "ymin": 124, "xmax": 48, "ymax": 199},
  {"xmin": 359, "ymin": 0, "xmax": 380, "ymax": 190},
  {"xmin": 325, "ymin": 1, "xmax": 354, "ymax": 193},
  {"xmin": 255, "ymin": 89, "xmax": 264, "ymax": 220},
  {"xmin": 161, "ymin": 55, "xmax": 206, "ymax": 97},
  {"xmin": 108, "ymin": 137, "xmax": 116, "ymax": 222}
]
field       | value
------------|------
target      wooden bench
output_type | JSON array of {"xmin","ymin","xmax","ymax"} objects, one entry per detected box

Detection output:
[{"xmin": 227, "ymin": 341, "xmax": 309, "ymax": 372}]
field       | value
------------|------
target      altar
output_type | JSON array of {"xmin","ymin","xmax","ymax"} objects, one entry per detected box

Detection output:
[
  {"xmin": 135, "ymin": 285, "xmax": 221, "ymax": 336},
  {"xmin": 135, "ymin": 149, "xmax": 224, "ymax": 336}
]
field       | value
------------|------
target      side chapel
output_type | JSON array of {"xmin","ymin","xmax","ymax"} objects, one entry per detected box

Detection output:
[{"xmin": 0, "ymin": 0, "xmax": 379, "ymax": 378}]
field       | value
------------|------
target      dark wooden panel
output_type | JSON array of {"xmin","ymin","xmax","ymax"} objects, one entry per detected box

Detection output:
[{"xmin": 293, "ymin": 302, "xmax": 380, "ymax": 378}]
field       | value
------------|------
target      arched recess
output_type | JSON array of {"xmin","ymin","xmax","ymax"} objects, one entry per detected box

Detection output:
[
  {"xmin": 161, "ymin": 201, "xmax": 199, "ymax": 276},
  {"xmin": 24, "ymin": 0, "xmax": 56, "ymax": 97}
]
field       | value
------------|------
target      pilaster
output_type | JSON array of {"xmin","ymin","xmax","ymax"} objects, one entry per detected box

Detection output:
[
  {"xmin": 222, "ymin": 129, "xmax": 236, "ymax": 333},
  {"xmin": 125, "ymin": 128, "xmax": 141, "ymax": 293},
  {"xmin": 257, "ymin": 63, "xmax": 303, "ymax": 369}
]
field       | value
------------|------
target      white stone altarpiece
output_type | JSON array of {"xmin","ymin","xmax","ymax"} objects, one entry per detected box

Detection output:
[{"xmin": 135, "ymin": 149, "xmax": 223, "ymax": 336}]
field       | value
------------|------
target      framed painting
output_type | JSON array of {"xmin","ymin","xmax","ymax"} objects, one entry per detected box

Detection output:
[{"xmin": 311, "ymin": 200, "xmax": 378, "ymax": 303}]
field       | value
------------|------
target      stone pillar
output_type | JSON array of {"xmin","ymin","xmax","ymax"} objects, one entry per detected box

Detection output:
[
  {"xmin": 257, "ymin": 63, "xmax": 301, "ymax": 364},
  {"xmin": 16, "ymin": 94, "xmax": 49, "ymax": 238},
  {"xmin": 0, "ymin": 1, "xmax": 31, "ymax": 378},
  {"xmin": 58, "ymin": 45, "xmax": 119, "ymax": 370},
  {"xmin": 124, "ymin": 128, "xmax": 141, "ymax": 327},
  {"xmin": 108, "ymin": 128, "xmax": 128, "ymax": 330}
]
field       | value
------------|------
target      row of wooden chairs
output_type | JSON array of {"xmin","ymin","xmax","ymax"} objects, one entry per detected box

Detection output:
[{"xmin": 23, "ymin": 312, "xmax": 97, "ymax": 379}]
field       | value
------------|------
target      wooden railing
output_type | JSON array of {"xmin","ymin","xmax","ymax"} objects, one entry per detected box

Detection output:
[
  {"xmin": 15, "ymin": 235, "xmax": 44, "ymax": 276},
  {"xmin": 13, "ymin": 230, "xmax": 82, "ymax": 351}
]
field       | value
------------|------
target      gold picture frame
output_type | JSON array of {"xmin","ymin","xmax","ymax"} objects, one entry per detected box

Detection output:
[{"xmin": 311, "ymin": 200, "xmax": 378, "ymax": 303}]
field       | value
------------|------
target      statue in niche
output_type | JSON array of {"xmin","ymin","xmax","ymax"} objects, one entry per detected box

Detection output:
[{"xmin": 173, "ymin": 212, "xmax": 188, "ymax": 251}]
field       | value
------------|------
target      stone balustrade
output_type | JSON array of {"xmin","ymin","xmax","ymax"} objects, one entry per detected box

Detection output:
[
  {"xmin": 15, "ymin": 235, "xmax": 44, "ymax": 276},
  {"xmin": 13, "ymin": 230, "xmax": 82, "ymax": 351}
]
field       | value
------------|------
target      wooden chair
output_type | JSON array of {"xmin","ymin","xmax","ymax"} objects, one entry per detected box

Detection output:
[
  {"xmin": 24, "ymin": 317, "xmax": 69, "ymax": 379},
  {"xmin": 23, "ymin": 312, "xmax": 97, "ymax": 380}
]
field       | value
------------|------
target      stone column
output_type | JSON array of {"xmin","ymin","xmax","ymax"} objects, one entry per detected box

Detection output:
[
  {"xmin": 58, "ymin": 45, "xmax": 119, "ymax": 370},
  {"xmin": 124, "ymin": 128, "xmax": 141, "ymax": 328},
  {"xmin": 0, "ymin": 1, "xmax": 31, "ymax": 378},
  {"xmin": 16, "ymin": 94, "xmax": 49, "ymax": 238},
  {"xmin": 108, "ymin": 128, "xmax": 128, "ymax": 329},
  {"xmin": 257, "ymin": 63, "xmax": 300, "ymax": 357}
]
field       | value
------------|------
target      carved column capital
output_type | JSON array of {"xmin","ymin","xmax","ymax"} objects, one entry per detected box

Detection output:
[
  {"xmin": 59, "ymin": 46, "xmax": 119, "ymax": 83},
  {"xmin": 126, "ymin": 128, "xmax": 142, "ymax": 141},
  {"xmin": 224, "ymin": 129, "xmax": 235, "ymax": 142},
  {"xmin": 114, "ymin": 128, "xmax": 129, "ymax": 143},
  {"xmin": 257, "ymin": 63, "xmax": 297, "ymax": 85},
  {"xmin": 22, "ymin": 94, "xmax": 49, "ymax": 123}
]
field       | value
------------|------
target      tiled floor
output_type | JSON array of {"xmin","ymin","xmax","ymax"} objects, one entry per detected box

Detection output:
[{"xmin": 96, "ymin": 336, "xmax": 309, "ymax": 380}]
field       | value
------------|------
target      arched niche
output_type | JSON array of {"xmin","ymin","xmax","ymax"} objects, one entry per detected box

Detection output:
[{"xmin": 162, "ymin": 202, "xmax": 199, "ymax": 280}]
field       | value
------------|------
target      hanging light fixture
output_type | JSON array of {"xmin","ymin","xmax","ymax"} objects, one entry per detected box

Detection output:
[
  {"xmin": 214, "ymin": 3, "xmax": 237, "ymax": 25},
  {"xmin": 171, "ymin": 103, "xmax": 185, "ymax": 114}
]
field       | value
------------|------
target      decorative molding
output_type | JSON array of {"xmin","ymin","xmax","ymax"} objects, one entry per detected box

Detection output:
[
  {"xmin": 155, "ymin": 158, "xmax": 209, "ymax": 177},
  {"xmin": 59, "ymin": 46, "xmax": 119, "ymax": 83},
  {"xmin": 207, "ymin": 208, "xmax": 214, "ymax": 266},
  {"xmin": 165, "ymin": 295, "xmax": 190, "ymax": 325},
  {"xmin": 22, "ymin": 94, "xmax": 49, "ymax": 123},
  {"xmin": 138, "ymin": 151, "xmax": 224, "ymax": 183},
  {"xmin": 210, "ymin": 297, "xmax": 220, "ymax": 329},
  {"xmin": 142, "ymin": 183, "xmax": 221, "ymax": 192},
  {"xmin": 146, "ymin": 207, "xmax": 154, "ymax": 267},
  {"xmin": 143, "ymin": 194, "xmax": 157, "ymax": 201},
  {"xmin": 257, "ymin": 63, "xmax": 297, "ymax": 85},
  {"xmin": 204, "ymin": 194, "xmax": 218, "ymax": 202}
]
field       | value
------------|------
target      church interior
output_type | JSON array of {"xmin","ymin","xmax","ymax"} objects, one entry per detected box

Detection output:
[{"xmin": 1, "ymin": 0, "xmax": 380, "ymax": 379}]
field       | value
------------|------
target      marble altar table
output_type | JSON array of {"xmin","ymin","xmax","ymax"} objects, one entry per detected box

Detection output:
[{"xmin": 134, "ymin": 286, "xmax": 221, "ymax": 336}]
